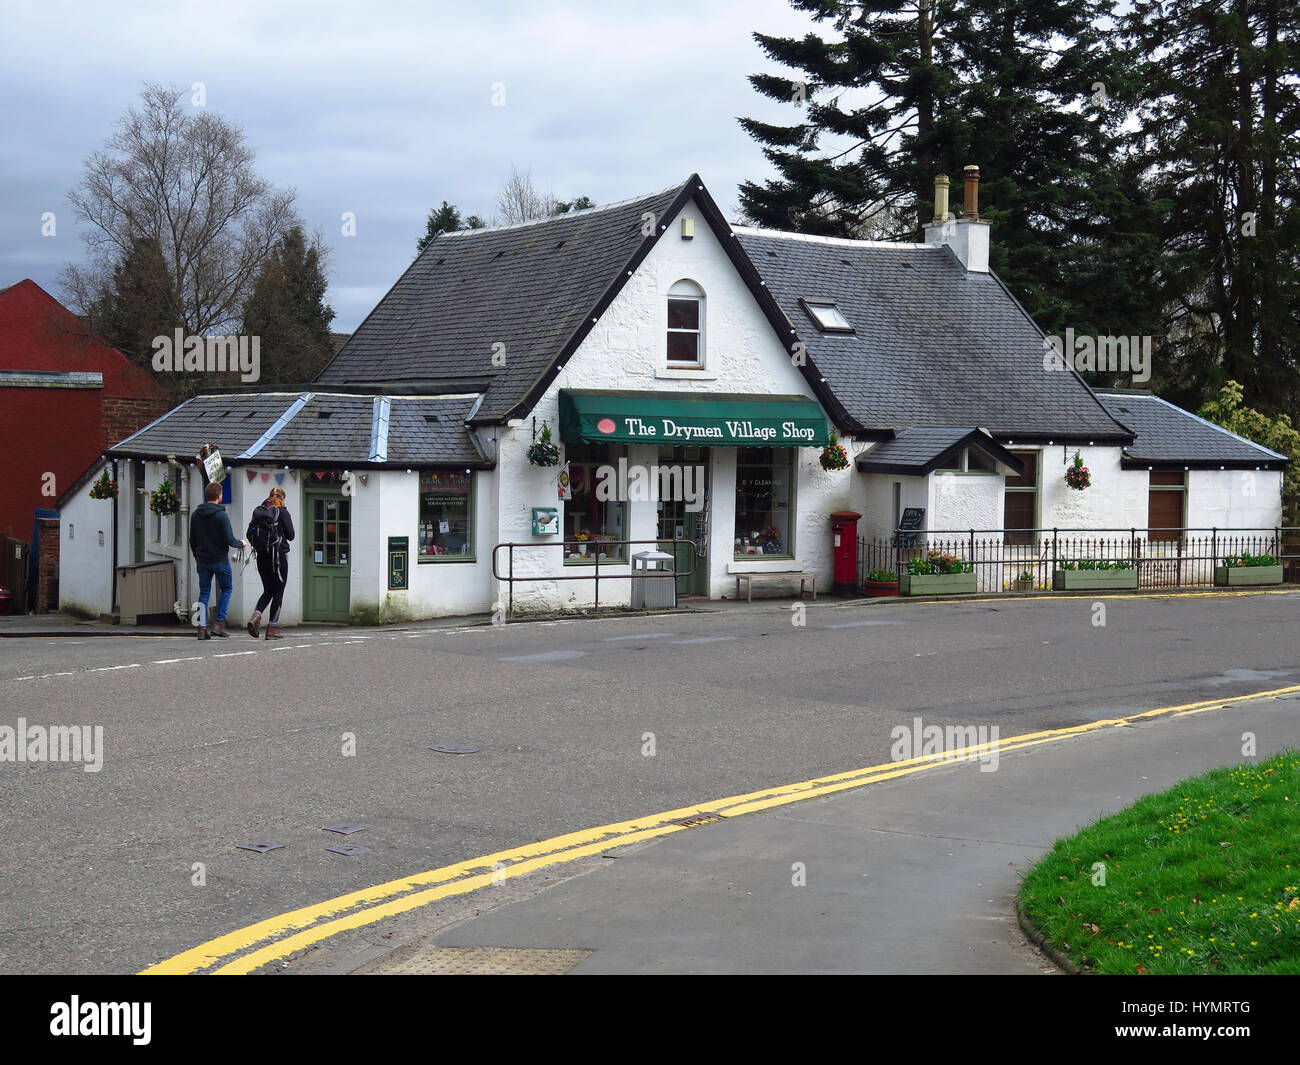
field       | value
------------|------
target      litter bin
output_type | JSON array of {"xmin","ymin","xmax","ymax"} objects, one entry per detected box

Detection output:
[
  {"xmin": 116, "ymin": 559, "xmax": 178, "ymax": 625},
  {"xmin": 631, "ymin": 550, "xmax": 676, "ymax": 609}
]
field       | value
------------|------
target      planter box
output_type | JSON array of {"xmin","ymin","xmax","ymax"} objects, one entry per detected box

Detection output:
[
  {"xmin": 900, "ymin": 572, "xmax": 977, "ymax": 596},
  {"xmin": 1052, "ymin": 569, "xmax": 1138, "ymax": 591},
  {"xmin": 1214, "ymin": 564, "xmax": 1283, "ymax": 587},
  {"xmin": 863, "ymin": 580, "xmax": 900, "ymax": 598}
]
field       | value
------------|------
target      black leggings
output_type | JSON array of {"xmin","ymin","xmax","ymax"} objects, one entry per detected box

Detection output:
[{"xmin": 255, "ymin": 550, "xmax": 288, "ymax": 624}]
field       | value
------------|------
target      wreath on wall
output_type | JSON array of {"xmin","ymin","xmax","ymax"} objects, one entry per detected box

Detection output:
[
  {"xmin": 149, "ymin": 480, "xmax": 180, "ymax": 516},
  {"xmin": 89, "ymin": 469, "xmax": 118, "ymax": 500},
  {"xmin": 527, "ymin": 422, "xmax": 561, "ymax": 467},
  {"xmin": 1064, "ymin": 451, "xmax": 1091, "ymax": 491}
]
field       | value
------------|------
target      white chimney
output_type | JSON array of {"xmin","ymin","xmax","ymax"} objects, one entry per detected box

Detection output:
[{"xmin": 923, "ymin": 165, "xmax": 990, "ymax": 273}]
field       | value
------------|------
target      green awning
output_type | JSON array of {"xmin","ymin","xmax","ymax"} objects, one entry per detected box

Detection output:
[{"xmin": 558, "ymin": 389, "xmax": 830, "ymax": 447}]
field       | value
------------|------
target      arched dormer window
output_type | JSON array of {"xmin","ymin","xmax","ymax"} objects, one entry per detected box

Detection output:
[{"xmin": 667, "ymin": 279, "xmax": 704, "ymax": 365}]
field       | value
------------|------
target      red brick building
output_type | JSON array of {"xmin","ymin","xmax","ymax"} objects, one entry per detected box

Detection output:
[{"xmin": 0, "ymin": 280, "xmax": 170, "ymax": 608}]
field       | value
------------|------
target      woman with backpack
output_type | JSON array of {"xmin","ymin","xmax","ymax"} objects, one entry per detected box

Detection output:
[{"xmin": 246, "ymin": 486, "xmax": 295, "ymax": 639}]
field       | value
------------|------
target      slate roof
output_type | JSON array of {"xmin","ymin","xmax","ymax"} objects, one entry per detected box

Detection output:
[
  {"xmin": 1096, "ymin": 390, "xmax": 1290, "ymax": 468},
  {"xmin": 315, "ymin": 184, "xmax": 688, "ymax": 420},
  {"xmin": 733, "ymin": 228, "xmax": 1133, "ymax": 442},
  {"xmin": 856, "ymin": 427, "xmax": 1024, "ymax": 476},
  {"xmin": 105, "ymin": 392, "xmax": 488, "ymax": 468}
]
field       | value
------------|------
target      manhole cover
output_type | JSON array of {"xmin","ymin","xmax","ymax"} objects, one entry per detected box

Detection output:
[
  {"xmin": 236, "ymin": 841, "xmax": 284, "ymax": 854},
  {"xmin": 327, "ymin": 844, "xmax": 370, "ymax": 856},
  {"xmin": 429, "ymin": 744, "xmax": 480, "ymax": 754},
  {"xmin": 323, "ymin": 823, "xmax": 366, "ymax": 835}
]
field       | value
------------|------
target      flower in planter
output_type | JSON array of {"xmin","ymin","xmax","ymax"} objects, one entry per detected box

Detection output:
[
  {"xmin": 1222, "ymin": 552, "xmax": 1277, "ymax": 568},
  {"xmin": 149, "ymin": 480, "xmax": 180, "ymax": 516},
  {"xmin": 1064, "ymin": 451, "xmax": 1091, "ymax": 490},
  {"xmin": 527, "ymin": 422, "xmax": 561, "ymax": 467},
  {"xmin": 907, "ymin": 550, "xmax": 971, "ymax": 575},
  {"xmin": 574, "ymin": 529, "xmax": 592, "ymax": 542},
  {"xmin": 819, "ymin": 433, "xmax": 850, "ymax": 471},
  {"xmin": 866, "ymin": 569, "xmax": 898, "ymax": 583},
  {"xmin": 89, "ymin": 469, "xmax": 118, "ymax": 500}
]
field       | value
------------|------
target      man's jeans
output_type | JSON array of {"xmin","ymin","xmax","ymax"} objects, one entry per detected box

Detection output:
[{"xmin": 197, "ymin": 560, "xmax": 234, "ymax": 624}]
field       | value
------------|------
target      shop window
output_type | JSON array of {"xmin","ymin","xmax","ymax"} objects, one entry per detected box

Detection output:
[
  {"xmin": 1004, "ymin": 450, "xmax": 1038, "ymax": 545},
  {"xmin": 1148, "ymin": 470, "xmax": 1185, "ymax": 542},
  {"xmin": 667, "ymin": 280, "xmax": 704, "ymax": 364},
  {"xmin": 418, "ymin": 471, "xmax": 474, "ymax": 560},
  {"xmin": 565, "ymin": 442, "xmax": 627, "ymax": 562},
  {"xmin": 735, "ymin": 447, "xmax": 793, "ymax": 558}
]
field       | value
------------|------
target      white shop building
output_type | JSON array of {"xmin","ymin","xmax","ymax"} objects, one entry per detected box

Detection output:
[{"xmin": 57, "ymin": 172, "xmax": 1287, "ymax": 623}]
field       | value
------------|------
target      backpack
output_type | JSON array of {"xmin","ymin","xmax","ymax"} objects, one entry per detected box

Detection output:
[{"xmin": 248, "ymin": 508, "xmax": 279, "ymax": 556}]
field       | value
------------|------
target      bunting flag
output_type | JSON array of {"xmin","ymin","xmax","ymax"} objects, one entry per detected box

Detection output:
[
  {"xmin": 274, "ymin": 472, "xmax": 285, "ymax": 485},
  {"xmin": 359, "ymin": 474, "xmax": 369, "ymax": 487},
  {"xmin": 246, "ymin": 469, "xmax": 257, "ymax": 483},
  {"xmin": 289, "ymin": 470, "xmax": 298, "ymax": 483},
  {"xmin": 261, "ymin": 472, "xmax": 271, "ymax": 482},
  {"xmin": 313, "ymin": 471, "xmax": 325, "ymax": 481}
]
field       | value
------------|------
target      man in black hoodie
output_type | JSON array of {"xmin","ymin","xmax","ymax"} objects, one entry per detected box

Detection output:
[{"xmin": 190, "ymin": 481, "xmax": 247, "ymax": 639}]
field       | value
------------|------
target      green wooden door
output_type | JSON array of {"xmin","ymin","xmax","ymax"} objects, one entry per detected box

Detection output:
[
  {"xmin": 132, "ymin": 460, "xmax": 145, "ymax": 562},
  {"xmin": 303, "ymin": 490, "xmax": 351, "ymax": 621},
  {"xmin": 655, "ymin": 448, "xmax": 709, "ymax": 597}
]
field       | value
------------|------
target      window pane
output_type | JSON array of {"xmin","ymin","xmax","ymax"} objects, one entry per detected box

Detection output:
[
  {"xmin": 419, "ymin": 471, "xmax": 473, "ymax": 558},
  {"xmin": 1148, "ymin": 490, "xmax": 1183, "ymax": 538},
  {"xmin": 735, "ymin": 447, "xmax": 793, "ymax": 557},
  {"xmin": 1150, "ymin": 470, "xmax": 1185, "ymax": 487},
  {"xmin": 666, "ymin": 332, "xmax": 699, "ymax": 362},
  {"xmin": 667, "ymin": 298, "xmax": 699, "ymax": 330},
  {"xmin": 1004, "ymin": 492, "xmax": 1037, "ymax": 541},
  {"xmin": 808, "ymin": 302, "xmax": 851, "ymax": 330},
  {"xmin": 566, "ymin": 446, "xmax": 626, "ymax": 561}
]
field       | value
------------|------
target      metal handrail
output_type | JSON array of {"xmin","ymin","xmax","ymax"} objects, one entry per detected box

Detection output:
[{"xmin": 491, "ymin": 538, "xmax": 697, "ymax": 617}]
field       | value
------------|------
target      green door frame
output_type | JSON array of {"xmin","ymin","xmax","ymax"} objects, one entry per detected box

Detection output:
[
  {"xmin": 655, "ymin": 447, "xmax": 709, "ymax": 597},
  {"xmin": 302, "ymin": 487, "xmax": 351, "ymax": 622},
  {"xmin": 132, "ymin": 459, "xmax": 145, "ymax": 562}
]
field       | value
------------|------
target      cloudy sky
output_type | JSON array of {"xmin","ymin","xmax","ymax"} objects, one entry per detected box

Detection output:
[{"xmin": 0, "ymin": 0, "xmax": 817, "ymax": 331}]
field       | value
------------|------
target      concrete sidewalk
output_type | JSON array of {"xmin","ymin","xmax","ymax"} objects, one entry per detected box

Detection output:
[{"xmin": 284, "ymin": 690, "xmax": 1300, "ymax": 975}]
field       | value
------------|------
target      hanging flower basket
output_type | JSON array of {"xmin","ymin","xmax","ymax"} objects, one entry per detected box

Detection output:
[
  {"xmin": 1064, "ymin": 451, "xmax": 1091, "ymax": 490},
  {"xmin": 819, "ymin": 434, "xmax": 850, "ymax": 471},
  {"xmin": 527, "ymin": 422, "xmax": 561, "ymax": 467},
  {"xmin": 149, "ymin": 480, "xmax": 180, "ymax": 516},
  {"xmin": 89, "ymin": 469, "xmax": 118, "ymax": 500}
]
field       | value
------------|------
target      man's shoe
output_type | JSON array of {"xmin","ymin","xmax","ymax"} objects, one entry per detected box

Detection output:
[
  {"xmin": 265, "ymin": 625, "xmax": 283, "ymax": 640},
  {"xmin": 247, "ymin": 614, "xmax": 261, "ymax": 639},
  {"xmin": 212, "ymin": 619, "xmax": 229, "ymax": 638},
  {"xmin": 197, "ymin": 626, "xmax": 210, "ymax": 640}
]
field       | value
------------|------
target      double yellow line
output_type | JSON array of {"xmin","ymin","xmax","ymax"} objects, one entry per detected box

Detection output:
[{"xmin": 141, "ymin": 681, "xmax": 1300, "ymax": 975}]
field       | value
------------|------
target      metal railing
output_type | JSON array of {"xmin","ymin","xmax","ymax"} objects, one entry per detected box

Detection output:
[
  {"xmin": 858, "ymin": 527, "xmax": 1299, "ymax": 594},
  {"xmin": 491, "ymin": 538, "xmax": 697, "ymax": 618}
]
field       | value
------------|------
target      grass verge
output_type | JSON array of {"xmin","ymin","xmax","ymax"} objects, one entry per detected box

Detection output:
[{"xmin": 1019, "ymin": 750, "xmax": 1300, "ymax": 974}]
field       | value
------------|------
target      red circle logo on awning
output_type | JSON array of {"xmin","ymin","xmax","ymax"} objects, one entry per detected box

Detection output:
[{"xmin": 596, "ymin": 418, "xmax": 616, "ymax": 434}]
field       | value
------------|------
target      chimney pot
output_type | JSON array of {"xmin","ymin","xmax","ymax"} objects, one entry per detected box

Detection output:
[
  {"xmin": 963, "ymin": 165, "xmax": 980, "ymax": 220},
  {"xmin": 932, "ymin": 174, "xmax": 950, "ymax": 223}
]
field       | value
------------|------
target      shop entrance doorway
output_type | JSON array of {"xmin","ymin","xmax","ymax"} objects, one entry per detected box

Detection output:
[{"xmin": 655, "ymin": 446, "xmax": 709, "ymax": 598}]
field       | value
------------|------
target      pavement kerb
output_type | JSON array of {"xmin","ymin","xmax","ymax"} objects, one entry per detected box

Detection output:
[
  {"xmin": 2, "ymin": 584, "xmax": 1294, "ymax": 638},
  {"xmin": 1015, "ymin": 899, "xmax": 1088, "ymax": 975}
]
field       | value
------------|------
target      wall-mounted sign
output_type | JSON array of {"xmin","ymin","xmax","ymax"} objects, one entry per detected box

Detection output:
[
  {"xmin": 388, "ymin": 536, "xmax": 408, "ymax": 590},
  {"xmin": 197, "ymin": 445, "xmax": 225, "ymax": 485},
  {"xmin": 531, "ymin": 508, "xmax": 559, "ymax": 536},
  {"xmin": 557, "ymin": 463, "xmax": 572, "ymax": 501}
]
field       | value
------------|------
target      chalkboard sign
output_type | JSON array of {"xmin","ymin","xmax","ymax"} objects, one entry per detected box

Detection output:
[{"xmin": 894, "ymin": 507, "xmax": 925, "ymax": 547}]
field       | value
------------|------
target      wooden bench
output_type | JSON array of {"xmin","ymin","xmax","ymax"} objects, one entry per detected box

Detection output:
[{"xmin": 735, "ymin": 571, "xmax": 817, "ymax": 603}]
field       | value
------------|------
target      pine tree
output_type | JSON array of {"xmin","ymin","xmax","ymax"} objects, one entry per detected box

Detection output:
[
  {"xmin": 416, "ymin": 202, "xmax": 487, "ymax": 255},
  {"xmin": 239, "ymin": 226, "xmax": 336, "ymax": 387},
  {"xmin": 738, "ymin": 1, "xmax": 1148, "ymax": 340},
  {"xmin": 1124, "ymin": 0, "xmax": 1300, "ymax": 419},
  {"xmin": 93, "ymin": 235, "xmax": 181, "ymax": 373}
]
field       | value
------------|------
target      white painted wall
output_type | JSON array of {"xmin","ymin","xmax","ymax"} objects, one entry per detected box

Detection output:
[{"xmin": 58, "ymin": 463, "xmax": 115, "ymax": 617}]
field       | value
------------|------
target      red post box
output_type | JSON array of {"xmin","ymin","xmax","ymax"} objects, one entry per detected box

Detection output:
[{"xmin": 830, "ymin": 510, "xmax": 862, "ymax": 596}]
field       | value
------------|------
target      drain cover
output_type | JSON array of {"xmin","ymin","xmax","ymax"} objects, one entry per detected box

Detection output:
[
  {"xmin": 429, "ymin": 744, "xmax": 479, "ymax": 754},
  {"xmin": 327, "ymin": 844, "xmax": 370, "ymax": 856},
  {"xmin": 667, "ymin": 813, "xmax": 723, "ymax": 828},
  {"xmin": 236, "ymin": 841, "xmax": 284, "ymax": 854},
  {"xmin": 323, "ymin": 823, "xmax": 365, "ymax": 835}
]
